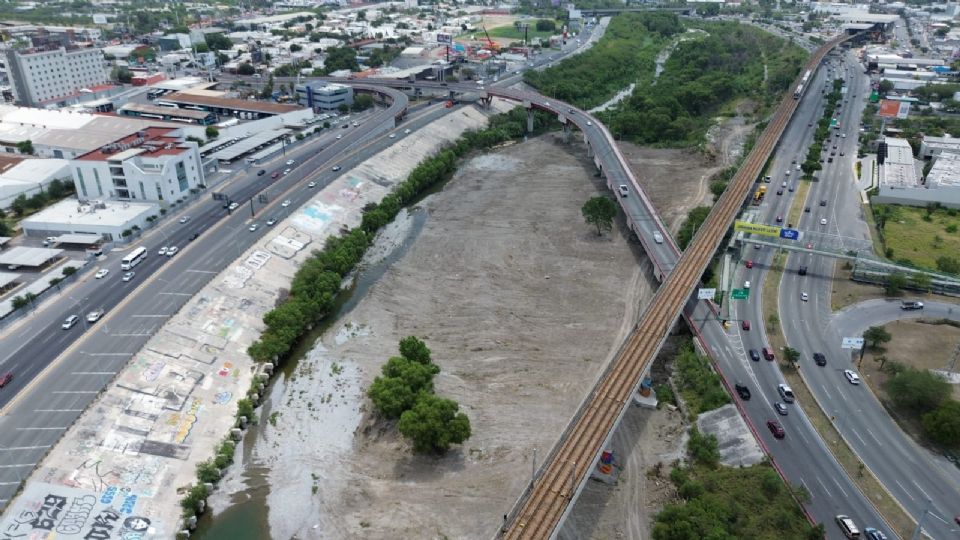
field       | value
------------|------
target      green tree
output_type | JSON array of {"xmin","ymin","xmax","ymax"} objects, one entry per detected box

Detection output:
[
  {"xmin": 205, "ymin": 33, "xmax": 233, "ymax": 51},
  {"xmin": 237, "ymin": 62, "xmax": 256, "ymax": 76},
  {"xmin": 910, "ymin": 272, "xmax": 932, "ymax": 292},
  {"xmin": 878, "ymin": 79, "xmax": 894, "ymax": 94},
  {"xmin": 885, "ymin": 367, "xmax": 951, "ymax": 415},
  {"xmin": 368, "ymin": 376, "xmax": 417, "ymax": 419},
  {"xmin": 10, "ymin": 194, "xmax": 28, "ymax": 217},
  {"xmin": 677, "ymin": 206, "xmax": 711, "ymax": 249},
  {"xmin": 535, "ymin": 19, "xmax": 556, "ymax": 32},
  {"xmin": 581, "ymin": 196, "xmax": 617, "ymax": 236},
  {"xmin": 398, "ymin": 394, "xmax": 471, "ymax": 453},
  {"xmin": 351, "ymin": 94, "xmax": 375, "ymax": 111},
  {"xmin": 782, "ymin": 346, "xmax": 800, "ymax": 366},
  {"xmin": 259, "ymin": 74, "xmax": 275, "ymax": 99},
  {"xmin": 863, "ymin": 325, "xmax": 891, "ymax": 352},
  {"xmin": 205, "ymin": 126, "xmax": 219, "ymax": 140},
  {"xmin": 322, "ymin": 46, "xmax": 360, "ymax": 73},
  {"xmin": 936, "ymin": 256, "xmax": 960, "ymax": 274},
  {"xmin": 921, "ymin": 399, "xmax": 960, "ymax": 446},
  {"xmin": 399, "ymin": 336, "xmax": 432, "ymax": 364},
  {"xmin": 16, "ymin": 140, "xmax": 34, "ymax": 155},
  {"xmin": 290, "ymin": 43, "xmax": 303, "ymax": 53},
  {"xmin": 382, "ymin": 356, "xmax": 439, "ymax": 394},
  {"xmin": 885, "ymin": 271, "xmax": 907, "ymax": 296},
  {"xmin": 687, "ymin": 427, "xmax": 719, "ymax": 467},
  {"xmin": 337, "ymin": 103, "xmax": 350, "ymax": 114}
]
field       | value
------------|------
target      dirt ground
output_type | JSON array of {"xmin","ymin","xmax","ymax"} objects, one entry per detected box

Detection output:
[
  {"xmin": 253, "ymin": 134, "xmax": 658, "ymax": 539},
  {"xmin": 860, "ymin": 320, "xmax": 960, "ymax": 404}
]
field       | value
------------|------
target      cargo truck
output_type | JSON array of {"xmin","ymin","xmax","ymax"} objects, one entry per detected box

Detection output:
[{"xmin": 752, "ymin": 185, "xmax": 767, "ymax": 206}]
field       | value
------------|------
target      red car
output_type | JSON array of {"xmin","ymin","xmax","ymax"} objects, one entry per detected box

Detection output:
[
  {"xmin": 767, "ymin": 420, "xmax": 785, "ymax": 439},
  {"xmin": 742, "ymin": 320, "xmax": 751, "ymax": 331},
  {"xmin": 0, "ymin": 372, "xmax": 12, "ymax": 388},
  {"xmin": 745, "ymin": 260, "xmax": 754, "ymax": 268},
  {"xmin": 271, "ymin": 172, "xmax": 280, "ymax": 179}
]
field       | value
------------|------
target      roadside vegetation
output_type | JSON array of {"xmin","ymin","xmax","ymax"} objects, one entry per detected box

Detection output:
[
  {"xmin": 0, "ymin": 178, "xmax": 76, "ymax": 236},
  {"xmin": 368, "ymin": 337, "xmax": 471, "ymax": 454},
  {"xmin": 870, "ymin": 203, "xmax": 960, "ymax": 273},
  {"xmin": 652, "ymin": 427, "xmax": 823, "ymax": 540},
  {"xmin": 672, "ymin": 342, "xmax": 730, "ymax": 416}
]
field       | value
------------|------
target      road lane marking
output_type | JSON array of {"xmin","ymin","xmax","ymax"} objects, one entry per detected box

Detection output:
[
  {"xmin": 110, "ymin": 333, "xmax": 153, "ymax": 337},
  {"xmin": 0, "ymin": 464, "xmax": 34, "ymax": 469},
  {"xmin": 130, "ymin": 315, "xmax": 171, "ymax": 318},
  {"xmin": 159, "ymin": 292, "xmax": 192, "ymax": 297},
  {"xmin": 850, "ymin": 429, "xmax": 866, "ymax": 446},
  {"xmin": 864, "ymin": 427, "xmax": 881, "ymax": 445},
  {"xmin": 86, "ymin": 353, "xmax": 130, "ymax": 356},
  {"xmin": 820, "ymin": 383, "xmax": 832, "ymax": 401},
  {"xmin": 184, "ymin": 269, "xmax": 217, "ymax": 274},
  {"xmin": 0, "ymin": 445, "xmax": 49, "ymax": 451},
  {"xmin": 831, "ymin": 476, "xmax": 849, "ymax": 498},
  {"xmin": 815, "ymin": 476, "xmax": 832, "ymax": 497},
  {"xmin": 894, "ymin": 480, "xmax": 915, "ymax": 501},
  {"xmin": 912, "ymin": 479, "xmax": 931, "ymax": 501},
  {"xmin": 0, "ymin": 482, "xmax": 21, "ymax": 486}
]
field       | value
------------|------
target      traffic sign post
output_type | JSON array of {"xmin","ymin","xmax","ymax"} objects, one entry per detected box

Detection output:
[
  {"xmin": 697, "ymin": 288, "xmax": 717, "ymax": 300},
  {"xmin": 731, "ymin": 288, "xmax": 749, "ymax": 300}
]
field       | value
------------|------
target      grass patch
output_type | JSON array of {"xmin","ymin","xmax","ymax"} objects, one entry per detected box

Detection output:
[
  {"xmin": 787, "ymin": 179, "xmax": 813, "ymax": 229},
  {"xmin": 877, "ymin": 205, "xmax": 960, "ymax": 270},
  {"xmin": 485, "ymin": 25, "xmax": 555, "ymax": 41},
  {"xmin": 673, "ymin": 341, "xmax": 730, "ymax": 416},
  {"xmin": 762, "ymin": 250, "xmax": 916, "ymax": 539}
]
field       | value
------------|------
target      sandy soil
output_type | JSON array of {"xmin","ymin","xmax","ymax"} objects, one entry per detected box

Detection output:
[
  {"xmin": 248, "ymin": 135, "xmax": 654, "ymax": 539},
  {"xmin": 860, "ymin": 320, "xmax": 960, "ymax": 403}
]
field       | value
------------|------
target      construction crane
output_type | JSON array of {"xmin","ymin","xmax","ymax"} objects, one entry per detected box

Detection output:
[{"xmin": 480, "ymin": 23, "xmax": 500, "ymax": 52}]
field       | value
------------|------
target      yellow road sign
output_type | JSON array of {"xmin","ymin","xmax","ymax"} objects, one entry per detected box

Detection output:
[{"xmin": 734, "ymin": 220, "xmax": 781, "ymax": 238}]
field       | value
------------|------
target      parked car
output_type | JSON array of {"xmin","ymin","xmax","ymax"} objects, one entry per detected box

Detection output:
[{"xmin": 767, "ymin": 420, "xmax": 785, "ymax": 439}]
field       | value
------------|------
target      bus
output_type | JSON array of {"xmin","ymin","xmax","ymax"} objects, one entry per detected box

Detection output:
[{"xmin": 121, "ymin": 247, "xmax": 148, "ymax": 270}]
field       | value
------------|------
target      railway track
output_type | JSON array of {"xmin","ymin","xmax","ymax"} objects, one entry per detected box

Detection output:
[{"xmin": 501, "ymin": 34, "xmax": 851, "ymax": 540}]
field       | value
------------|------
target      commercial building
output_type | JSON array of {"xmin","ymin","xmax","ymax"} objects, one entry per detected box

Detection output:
[
  {"xmin": 875, "ymin": 137, "xmax": 960, "ymax": 208},
  {"xmin": 919, "ymin": 134, "xmax": 960, "ymax": 160},
  {"xmin": 3, "ymin": 46, "xmax": 109, "ymax": 107},
  {"xmin": 21, "ymin": 199, "xmax": 158, "ymax": 242},
  {"xmin": 0, "ymin": 156, "xmax": 71, "ymax": 209},
  {"xmin": 70, "ymin": 127, "xmax": 205, "ymax": 204},
  {"xmin": 118, "ymin": 103, "xmax": 217, "ymax": 125},
  {"xmin": 294, "ymin": 82, "xmax": 353, "ymax": 111},
  {"xmin": 158, "ymin": 92, "xmax": 303, "ymax": 119}
]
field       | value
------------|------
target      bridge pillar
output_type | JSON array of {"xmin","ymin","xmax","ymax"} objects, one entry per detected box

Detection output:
[
  {"xmin": 527, "ymin": 109, "xmax": 535, "ymax": 133},
  {"xmin": 586, "ymin": 142, "xmax": 594, "ymax": 157},
  {"xmin": 562, "ymin": 123, "xmax": 571, "ymax": 143}
]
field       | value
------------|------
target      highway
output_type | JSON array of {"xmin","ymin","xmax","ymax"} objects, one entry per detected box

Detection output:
[{"xmin": 774, "ymin": 52, "xmax": 960, "ymax": 537}]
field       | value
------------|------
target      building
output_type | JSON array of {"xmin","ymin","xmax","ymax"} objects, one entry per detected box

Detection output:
[
  {"xmin": 874, "ymin": 137, "xmax": 960, "ymax": 208},
  {"xmin": 919, "ymin": 134, "xmax": 960, "ymax": 160},
  {"xmin": 926, "ymin": 151, "xmax": 960, "ymax": 190},
  {"xmin": 157, "ymin": 34, "xmax": 192, "ymax": 52},
  {"xmin": 158, "ymin": 92, "xmax": 304, "ymax": 120},
  {"xmin": 879, "ymin": 137, "xmax": 919, "ymax": 189},
  {"xmin": 118, "ymin": 102, "xmax": 217, "ymax": 125},
  {"xmin": 70, "ymin": 127, "xmax": 205, "ymax": 204},
  {"xmin": 3, "ymin": 46, "xmax": 108, "ymax": 107},
  {"xmin": 21, "ymin": 198, "xmax": 158, "ymax": 242},
  {"xmin": 0, "ymin": 156, "xmax": 71, "ymax": 209},
  {"xmin": 294, "ymin": 82, "xmax": 353, "ymax": 111}
]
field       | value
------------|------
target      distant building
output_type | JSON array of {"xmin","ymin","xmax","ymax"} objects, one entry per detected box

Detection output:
[
  {"xmin": 3, "ymin": 46, "xmax": 109, "ymax": 107},
  {"xmin": 0, "ymin": 155, "xmax": 71, "ymax": 209},
  {"xmin": 919, "ymin": 134, "xmax": 960, "ymax": 160},
  {"xmin": 21, "ymin": 198, "xmax": 158, "ymax": 242},
  {"xmin": 70, "ymin": 127, "xmax": 205, "ymax": 204},
  {"xmin": 294, "ymin": 82, "xmax": 353, "ymax": 111},
  {"xmin": 158, "ymin": 33, "xmax": 192, "ymax": 52},
  {"xmin": 874, "ymin": 136, "xmax": 960, "ymax": 208}
]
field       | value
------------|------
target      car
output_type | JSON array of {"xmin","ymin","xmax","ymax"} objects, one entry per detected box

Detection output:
[
  {"xmin": 95, "ymin": 269, "xmax": 109, "ymax": 279},
  {"xmin": 739, "ymin": 319, "xmax": 750, "ymax": 331},
  {"xmin": 266, "ymin": 218, "xmax": 277, "ymax": 226},
  {"xmin": 228, "ymin": 202, "xmax": 240, "ymax": 211},
  {"xmin": 776, "ymin": 189, "xmax": 783, "ymax": 195},
  {"xmin": 332, "ymin": 165, "xmax": 342, "ymax": 172},
  {"xmin": 828, "ymin": 157, "xmax": 833, "ymax": 163},
  {"xmin": 801, "ymin": 292, "xmax": 808, "ymax": 302},
  {"xmin": 836, "ymin": 515, "xmax": 860, "ymax": 539},
  {"xmin": 179, "ymin": 216, "xmax": 190, "ymax": 224},
  {"xmin": 901, "ymin": 301, "xmax": 924, "ymax": 310},
  {"xmin": 820, "ymin": 218, "xmax": 828, "ymax": 225},
  {"xmin": 0, "ymin": 372, "xmax": 12, "ymax": 388},
  {"xmin": 831, "ymin": 151, "xmax": 836, "ymax": 156},
  {"xmin": 781, "ymin": 181, "xmax": 788, "ymax": 187},
  {"xmin": 189, "ymin": 232, "xmax": 200, "ymax": 241},
  {"xmin": 285, "ymin": 159, "xmax": 295, "ymax": 166},
  {"xmin": 844, "ymin": 369, "xmax": 861, "ymax": 385},
  {"xmin": 389, "ymin": 133, "xmax": 397, "ymax": 139},
  {"xmin": 307, "ymin": 181, "xmax": 316, "ymax": 188},
  {"xmin": 158, "ymin": 246, "xmax": 168, "ymax": 256},
  {"xmin": 744, "ymin": 280, "xmax": 751, "ymax": 289},
  {"xmin": 788, "ymin": 184, "xmax": 795, "ymax": 192},
  {"xmin": 813, "ymin": 352, "xmax": 827, "ymax": 366},
  {"xmin": 735, "ymin": 382, "xmax": 751, "ymax": 400},
  {"xmin": 281, "ymin": 199, "xmax": 292, "ymax": 208},
  {"xmin": 842, "ymin": 133, "xmax": 847, "ymax": 138},
  {"xmin": 86, "ymin": 309, "xmax": 104, "ymax": 323},
  {"xmin": 777, "ymin": 384, "xmax": 795, "ymax": 403},
  {"xmin": 864, "ymin": 528, "xmax": 888, "ymax": 540},
  {"xmin": 404, "ymin": 129, "xmax": 411, "ymax": 134},
  {"xmin": 62, "ymin": 315, "xmax": 80, "ymax": 330},
  {"xmin": 618, "ymin": 184, "xmax": 629, "ymax": 197},
  {"xmin": 283, "ymin": 168, "xmax": 292, "ymax": 175},
  {"xmin": 745, "ymin": 260, "xmax": 753, "ymax": 268},
  {"xmin": 257, "ymin": 170, "xmax": 266, "ymax": 176},
  {"xmin": 804, "ymin": 206, "xmax": 811, "ymax": 213},
  {"xmin": 749, "ymin": 349, "xmax": 760, "ymax": 362},
  {"xmin": 774, "ymin": 402, "xmax": 788, "ymax": 415},
  {"xmin": 586, "ymin": 121, "xmax": 593, "ymax": 126},
  {"xmin": 652, "ymin": 231, "xmax": 664, "ymax": 244},
  {"xmin": 767, "ymin": 420, "xmax": 785, "ymax": 439},
  {"xmin": 762, "ymin": 347, "xmax": 775, "ymax": 361},
  {"xmin": 249, "ymin": 223, "xmax": 259, "ymax": 232},
  {"xmin": 785, "ymin": 170, "xmax": 790, "ymax": 176},
  {"xmin": 271, "ymin": 172, "xmax": 280, "ymax": 179},
  {"xmin": 122, "ymin": 271, "xmax": 135, "ymax": 282},
  {"xmin": 166, "ymin": 246, "xmax": 178, "ymax": 257},
  {"xmin": 336, "ymin": 134, "xmax": 342, "ymax": 139},
  {"xmin": 820, "ymin": 199, "xmax": 827, "ymax": 206},
  {"xmin": 776, "ymin": 215, "xmax": 783, "ymax": 223}
]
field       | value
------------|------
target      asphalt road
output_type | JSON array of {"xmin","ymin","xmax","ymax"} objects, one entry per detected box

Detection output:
[{"xmin": 773, "ymin": 52, "xmax": 960, "ymax": 538}]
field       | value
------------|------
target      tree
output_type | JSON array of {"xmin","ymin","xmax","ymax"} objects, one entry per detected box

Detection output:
[
  {"xmin": 398, "ymin": 394, "xmax": 471, "ymax": 453},
  {"xmin": 878, "ymin": 79, "xmax": 894, "ymax": 94},
  {"xmin": 535, "ymin": 19, "xmax": 557, "ymax": 32},
  {"xmin": 885, "ymin": 367, "xmax": 951, "ymax": 415},
  {"xmin": 194, "ymin": 43, "xmax": 210, "ymax": 54},
  {"xmin": 322, "ymin": 46, "xmax": 360, "ymax": 73},
  {"xmin": 112, "ymin": 66, "xmax": 133, "ymax": 83},
  {"xmin": 677, "ymin": 206, "xmax": 711, "ymax": 249},
  {"xmin": 205, "ymin": 33, "xmax": 233, "ymax": 51},
  {"xmin": 910, "ymin": 272, "xmax": 932, "ymax": 292},
  {"xmin": 337, "ymin": 103, "xmax": 349, "ymax": 114},
  {"xmin": 290, "ymin": 43, "xmax": 303, "ymax": 53},
  {"xmin": 16, "ymin": 140, "xmax": 34, "ymax": 155},
  {"xmin": 10, "ymin": 194, "xmax": 28, "ymax": 217},
  {"xmin": 936, "ymin": 256, "xmax": 960, "ymax": 274},
  {"xmin": 863, "ymin": 326, "xmax": 891, "ymax": 352},
  {"xmin": 382, "ymin": 356, "xmax": 439, "ymax": 394},
  {"xmin": 399, "ymin": 336, "xmax": 432, "ymax": 364},
  {"xmin": 205, "ymin": 126, "xmax": 219, "ymax": 140},
  {"xmin": 922, "ymin": 399, "xmax": 960, "ymax": 446},
  {"xmin": 782, "ymin": 346, "xmax": 800, "ymax": 366},
  {"xmin": 581, "ymin": 196, "xmax": 617, "ymax": 236},
  {"xmin": 351, "ymin": 94, "xmax": 375, "ymax": 111},
  {"xmin": 237, "ymin": 62, "xmax": 256, "ymax": 76},
  {"xmin": 885, "ymin": 271, "xmax": 907, "ymax": 296},
  {"xmin": 368, "ymin": 376, "xmax": 417, "ymax": 419},
  {"xmin": 259, "ymin": 74, "xmax": 275, "ymax": 99}
]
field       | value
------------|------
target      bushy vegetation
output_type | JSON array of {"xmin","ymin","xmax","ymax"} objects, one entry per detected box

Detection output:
[
  {"xmin": 8, "ymin": 179, "xmax": 75, "ymax": 218},
  {"xmin": 673, "ymin": 342, "xmax": 730, "ymax": 414},
  {"xmin": 676, "ymin": 206, "xmax": 711, "ymax": 250},
  {"xmin": 369, "ymin": 337, "xmax": 471, "ymax": 454},
  {"xmin": 884, "ymin": 364, "xmax": 960, "ymax": 448}
]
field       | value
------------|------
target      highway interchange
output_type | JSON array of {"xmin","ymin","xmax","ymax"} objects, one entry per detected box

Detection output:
[{"xmin": 0, "ymin": 20, "xmax": 956, "ymax": 539}]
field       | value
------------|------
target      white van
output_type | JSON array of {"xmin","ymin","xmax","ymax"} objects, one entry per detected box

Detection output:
[{"xmin": 835, "ymin": 515, "xmax": 860, "ymax": 539}]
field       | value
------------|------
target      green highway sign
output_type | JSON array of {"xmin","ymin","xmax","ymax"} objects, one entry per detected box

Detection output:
[{"xmin": 731, "ymin": 288, "xmax": 750, "ymax": 300}]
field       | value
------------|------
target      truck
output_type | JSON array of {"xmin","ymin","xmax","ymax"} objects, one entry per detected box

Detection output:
[{"xmin": 752, "ymin": 185, "xmax": 767, "ymax": 206}]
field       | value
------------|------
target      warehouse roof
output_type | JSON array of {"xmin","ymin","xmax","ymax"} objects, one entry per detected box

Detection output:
[
  {"xmin": 162, "ymin": 93, "xmax": 302, "ymax": 115},
  {"xmin": 0, "ymin": 246, "xmax": 63, "ymax": 267}
]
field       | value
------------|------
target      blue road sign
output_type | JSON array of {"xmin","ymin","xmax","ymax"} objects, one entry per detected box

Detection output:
[{"xmin": 780, "ymin": 228, "xmax": 799, "ymax": 240}]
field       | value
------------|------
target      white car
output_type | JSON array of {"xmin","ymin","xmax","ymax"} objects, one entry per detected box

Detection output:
[
  {"xmin": 801, "ymin": 292, "xmax": 809, "ymax": 302},
  {"xmin": 404, "ymin": 129, "xmax": 411, "ymax": 134},
  {"xmin": 281, "ymin": 199, "xmax": 291, "ymax": 208},
  {"xmin": 122, "ymin": 271, "xmax": 135, "ymax": 282},
  {"xmin": 336, "ymin": 134, "xmax": 342, "ymax": 140},
  {"xmin": 228, "ymin": 202, "xmax": 240, "ymax": 211},
  {"xmin": 652, "ymin": 231, "xmax": 664, "ymax": 244},
  {"xmin": 95, "ymin": 269, "xmax": 109, "ymax": 279},
  {"xmin": 820, "ymin": 218, "xmax": 828, "ymax": 225},
  {"xmin": 307, "ymin": 181, "xmax": 316, "ymax": 188},
  {"xmin": 389, "ymin": 133, "xmax": 397, "ymax": 139},
  {"xmin": 586, "ymin": 121, "xmax": 592, "ymax": 126},
  {"xmin": 266, "ymin": 218, "xmax": 277, "ymax": 226},
  {"xmin": 166, "ymin": 246, "xmax": 179, "ymax": 257},
  {"xmin": 62, "ymin": 315, "xmax": 79, "ymax": 330},
  {"xmin": 249, "ymin": 223, "xmax": 259, "ymax": 232},
  {"xmin": 332, "ymin": 166, "xmax": 342, "ymax": 172},
  {"xmin": 283, "ymin": 168, "xmax": 292, "ymax": 175},
  {"xmin": 179, "ymin": 216, "xmax": 190, "ymax": 224},
  {"xmin": 618, "ymin": 185, "xmax": 629, "ymax": 197},
  {"xmin": 744, "ymin": 280, "xmax": 751, "ymax": 289},
  {"xmin": 158, "ymin": 246, "xmax": 168, "ymax": 256},
  {"xmin": 285, "ymin": 159, "xmax": 295, "ymax": 166},
  {"xmin": 86, "ymin": 309, "xmax": 104, "ymax": 323},
  {"xmin": 844, "ymin": 369, "xmax": 861, "ymax": 385}
]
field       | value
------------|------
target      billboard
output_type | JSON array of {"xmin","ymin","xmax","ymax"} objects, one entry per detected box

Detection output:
[
  {"xmin": 437, "ymin": 33, "xmax": 452, "ymax": 44},
  {"xmin": 734, "ymin": 220, "xmax": 781, "ymax": 238},
  {"xmin": 879, "ymin": 99, "xmax": 911, "ymax": 119},
  {"xmin": 92, "ymin": 14, "xmax": 108, "ymax": 24},
  {"xmin": 697, "ymin": 288, "xmax": 716, "ymax": 300},
  {"xmin": 842, "ymin": 337, "xmax": 865, "ymax": 350}
]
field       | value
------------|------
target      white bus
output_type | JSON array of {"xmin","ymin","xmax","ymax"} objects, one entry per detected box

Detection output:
[{"xmin": 121, "ymin": 247, "xmax": 148, "ymax": 270}]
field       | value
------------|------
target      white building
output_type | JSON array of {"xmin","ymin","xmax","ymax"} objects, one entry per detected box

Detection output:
[
  {"xmin": 21, "ymin": 198, "xmax": 158, "ymax": 242},
  {"xmin": 919, "ymin": 134, "xmax": 960, "ymax": 160},
  {"xmin": 875, "ymin": 137, "xmax": 960, "ymax": 208},
  {"xmin": 294, "ymin": 82, "xmax": 353, "ymax": 111},
  {"xmin": 70, "ymin": 127, "xmax": 205, "ymax": 205},
  {"xmin": 0, "ymin": 156, "xmax": 71, "ymax": 209},
  {"xmin": 3, "ymin": 46, "xmax": 109, "ymax": 107}
]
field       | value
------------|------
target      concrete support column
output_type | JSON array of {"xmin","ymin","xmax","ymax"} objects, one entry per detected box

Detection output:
[
  {"xmin": 586, "ymin": 143, "xmax": 594, "ymax": 157},
  {"xmin": 527, "ymin": 109, "xmax": 535, "ymax": 133},
  {"xmin": 562, "ymin": 123, "xmax": 571, "ymax": 144}
]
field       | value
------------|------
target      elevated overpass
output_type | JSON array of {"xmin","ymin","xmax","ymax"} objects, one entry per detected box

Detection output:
[{"xmin": 333, "ymin": 33, "xmax": 855, "ymax": 538}]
